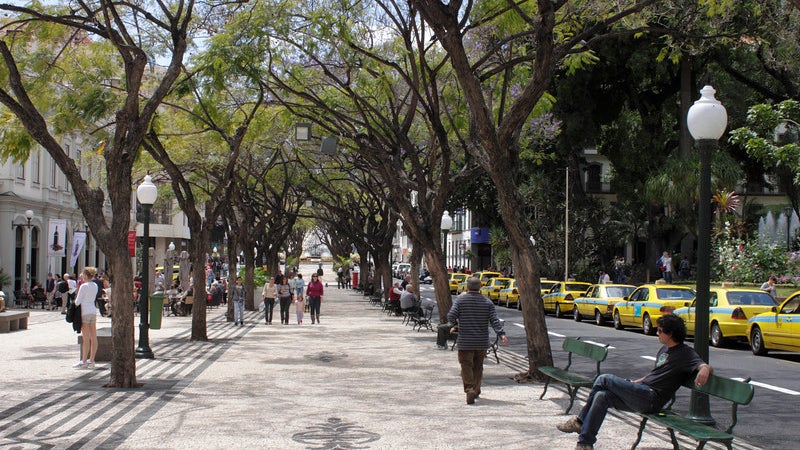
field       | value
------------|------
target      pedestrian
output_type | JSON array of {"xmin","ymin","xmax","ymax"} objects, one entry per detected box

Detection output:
[
  {"xmin": 345, "ymin": 267, "xmax": 352, "ymax": 289},
  {"xmin": 399, "ymin": 284, "xmax": 419, "ymax": 315},
  {"xmin": 597, "ymin": 271, "xmax": 610, "ymax": 284},
  {"xmin": 337, "ymin": 266, "xmax": 344, "ymax": 289},
  {"xmin": 262, "ymin": 276, "xmax": 276, "ymax": 324},
  {"xmin": 760, "ymin": 276, "xmax": 778, "ymax": 300},
  {"xmin": 306, "ymin": 273, "xmax": 324, "ymax": 324},
  {"xmin": 557, "ymin": 314, "xmax": 712, "ymax": 450},
  {"xmin": 662, "ymin": 251, "xmax": 673, "ymax": 283},
  {"xmin": 294, "ymin": 273, "xmax": 305, "ymax": 302},
  {"xmin": 45, "ymin": 273, "xmax": 56, "ymax": 310},
  {"xmin": 73, "ymin": 267, "xmax": 99, "ymax": 369},
  {"xmin": 446, "ymin": 277, "xmax": 508, "ymax": 404},
  {"xmin": 230, "ymin": 276, "xmax": 246, "ymax": 326},
  {"xmin": 276, "ymin": 275, "xmax": 293, "ymax": 325},
  {"xmin": 294, "ymin": 283, "xmax": 306, "ymax": 325}
]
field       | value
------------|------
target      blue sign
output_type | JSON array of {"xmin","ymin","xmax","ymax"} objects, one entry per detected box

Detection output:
[{"xmin": 470, "ymin": 227, "xmax": 490, "ymax": 244}]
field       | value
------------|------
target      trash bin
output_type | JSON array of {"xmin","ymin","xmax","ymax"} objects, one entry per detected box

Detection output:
[
  {"xmin": 149, "ymin": 291, "xmax": 164, "ymax": 330},
  {"xmin": 352, "ymin": 272, "xmax": 359, "ymax": 289}
]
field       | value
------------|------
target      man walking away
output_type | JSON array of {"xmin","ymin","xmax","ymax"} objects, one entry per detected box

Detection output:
[{"xmin": 447, "ymin": 277, "xmax": 508, "ymax": 405}]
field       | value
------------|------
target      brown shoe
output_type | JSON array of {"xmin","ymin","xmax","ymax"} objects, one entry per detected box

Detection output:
[
  {"xmin": 575, "ymin": 444, "xmax": 593, "ymax": 450},
  {"xmin": 466, "ymin": 391, "xmax": 477, "ymax": 405},
  {"xmin": 557, "ymin": 416, "xmax": 582, "ymax": 433}
]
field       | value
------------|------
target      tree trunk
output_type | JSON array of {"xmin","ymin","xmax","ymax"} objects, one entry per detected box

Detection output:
[{"xmin": 493, "ymin": 166, "xmax": 554, "ymax": 381}]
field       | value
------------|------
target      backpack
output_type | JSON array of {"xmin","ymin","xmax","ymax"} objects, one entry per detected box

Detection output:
[{"xmin": 57, "ymin": 279, "xmax": 69, "ymax": 294}]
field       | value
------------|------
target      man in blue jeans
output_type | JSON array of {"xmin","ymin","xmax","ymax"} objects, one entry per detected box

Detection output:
[{"xmin": 557, "ymin": 314, "xmax": 712, "ymax": 450}]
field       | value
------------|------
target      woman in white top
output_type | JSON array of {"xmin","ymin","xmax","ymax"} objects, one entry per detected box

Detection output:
[{"xmin": 74, "ymin": 266, "xmax": 99, "ymax": 369}]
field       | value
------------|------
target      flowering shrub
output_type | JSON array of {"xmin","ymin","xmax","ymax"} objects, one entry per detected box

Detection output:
[{"xmin": 712, "ymin": 222, "xmax": 800, "ymax": 284}]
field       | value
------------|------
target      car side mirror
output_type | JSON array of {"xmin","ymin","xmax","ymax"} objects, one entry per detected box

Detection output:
[
  {"xmin": 683, "ymin": 302, "xmax": 689, "ymax": 307},
  {"xmin": 623, "ymin": 296, "xmax": 629, "ymax": 301},
  {"xmin": 771, "ymin": 306, "xmax": 777, "ymax": 313}
]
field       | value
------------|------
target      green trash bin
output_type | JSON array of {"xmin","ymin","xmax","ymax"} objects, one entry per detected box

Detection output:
[{"xmin": 149, "ymin": 291, "xmax": 165, "ymax": 330}]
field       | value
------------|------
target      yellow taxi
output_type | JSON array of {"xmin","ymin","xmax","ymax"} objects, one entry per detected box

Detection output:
[
  {"xmin": 474, "ymin": 271, "xmax": 502, "ymax": 286},
  {"xmin": 541, "ymin": 279, "xmax": 559, "ymax": 295},
  {"xmin": 748, "ymin": 291, "xmax": 800, "ymax": 355},
  {"xmin": 612, "ymin": 284, "xmax": 695, "ymax": 335},
  {"xmin": 542, "ymin": 281, "xmax": 592, "ymax": 318},
  {"xmin": 573, "ymin": 284, "xmax": 636, "ymax": 325},
  {"xmin": 480, "ymin": 277, "xmax": 513, "ymax": 303},
  {"xmin": 499, "ymin": 280, "xmax": 519, "ymax": 308},
  {"xmin": 673, "ymin": 288, "xmax": 778, "ymax": 347},
  {"xmin": 448, "ymin": 273, "xmax": 468, "ymax": 294}
]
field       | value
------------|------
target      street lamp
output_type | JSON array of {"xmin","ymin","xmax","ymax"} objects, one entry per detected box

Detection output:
[
  {"xmin": 440, "ymin": 211, "xmax": 453, "ymax": 269},
  {"xmin": 136, "ymin": 174, "xmax": 158, "ymax": 359},
  {"xmin": 785, "ymin": 206, "xmax": 793, "ymax": 251},
  {"xmin": 686, "ymin": 85, "xmax": 727, "ymax": 423}
]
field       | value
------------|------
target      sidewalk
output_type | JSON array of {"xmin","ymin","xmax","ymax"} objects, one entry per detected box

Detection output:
[{"xmin": 1, "ymin": 285, "xmax": 675, "ymax": 449}]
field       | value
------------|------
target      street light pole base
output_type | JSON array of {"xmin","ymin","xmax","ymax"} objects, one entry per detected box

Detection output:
[{"xmin": 135, "ymin": 346, "xmax": 154, "ymax": 359}]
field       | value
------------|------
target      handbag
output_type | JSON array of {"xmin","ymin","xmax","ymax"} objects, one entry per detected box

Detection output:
[{"xmin": 65, "ymin": 301, "xmax": 77, "ymax": 323}]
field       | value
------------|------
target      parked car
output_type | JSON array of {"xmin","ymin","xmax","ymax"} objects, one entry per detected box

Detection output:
[
  {"xmin": 673, "ymin": 288, "xmax": 777, "ymax": 347},
  {"xmin": 613, "ymin": 284, "xmax": 696, "ymax": 335},
  {"xmin": 542, "ymin": 281, "xmax": 592, "ymax": 318},
  {"xmin": 499, "ymin": 280, "xmax": 519, "ymax": 308},
  {"xmin": 394, "ymin": 263, "xmax": 411, "ymax": 279},
  {"xmin": 480, "ymin": 277, "xmax": 513, "ymax": 303},
  {"xmin": 448, "ymin": 273, "xmax": 468, "ymax": 294},
  {"xmin": 748, "ymin": 291, "xmax": 800, "ymax": 355},
  {"xmin": 540, "ymin": 279, "xmax": 559, "ymax": 295},
  {"xmin": 474, "ymin": 271, "xmax": 502, "ymax": 287},
  {"xmin": 573, "ymin": 284, "xmax": 636, "ymax": 325}
]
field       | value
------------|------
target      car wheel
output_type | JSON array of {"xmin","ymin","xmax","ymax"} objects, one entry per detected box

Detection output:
[
  {"xmin": 595, "ymin": 310, "xmax": 604, "ymax": 326},
  {"xmin": 573, "ymin": 307, "xmax": 581, "ymax": 322},
  {"xmin": 613, "ymin": 311, "xmax": 623, "ymax": 330},
  {"xmin": 642, "ymin": 314, "xmax": 655, "ymax": 335},
  {"xmin": 750, "ymin": 326, "xmax": 767, "ymax": 355},
  {"xmin": 710, "ymin": 323, "xmax": 725, "ymax": 347},
  {"xmin": 555, "ymin": 304, "xmax": 562, "ymax": 318}
]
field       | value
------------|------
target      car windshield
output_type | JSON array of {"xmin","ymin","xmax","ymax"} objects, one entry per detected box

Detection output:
[
  {"xmin": 565, "ymin": 283, "xmax": 589, "ymax": 291},
  {"xmin": 606, "ymin": 286, "xmax": 635, "ymax": 298},
  {"xmin": 726, "ymin": 291, "xmax": 777, "ymax": 306},
  {"xmin": 656, "ymin": 288, "xmax": 695, "ymax": 300}
]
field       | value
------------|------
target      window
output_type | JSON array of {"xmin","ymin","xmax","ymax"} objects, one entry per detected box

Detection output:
[
  {"xmin": 50, "ymin": 156, "xmax": 58, "ymax": 188},
  {"xmin": 15, "ymin": 161, "xmax": 24, "ymax": 179},
  {"xmin": 32, "ymin": 151, "xmax": 40, "ymax": 183},
  {"xmin": 586, "ymin": 164, "xmax": 602, "ymax": 192}
]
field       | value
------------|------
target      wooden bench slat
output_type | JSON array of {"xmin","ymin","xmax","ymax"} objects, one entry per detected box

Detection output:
[
  {"xmin": 538, "ymin": 337, "xmax": 609, "ymax": 414},
  {"xmin": 538, "ymin": 367, "xmax": 594, "ymax": 387}
]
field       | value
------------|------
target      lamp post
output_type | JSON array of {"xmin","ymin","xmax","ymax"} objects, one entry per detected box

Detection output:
[
  {"xmin": 136, "ymin": 175, "xmax": 158, "ymax": 359},
  {"xmin": 785, "ymin": 206, "xmax": 793, "ymax": 251},
  {"xmin": 440, "ymin": 211, "xmax": 453, "ymax": 269},
  {"xmin": 686, "ymin": 85, "xmax": 727, "ymax": 423}
]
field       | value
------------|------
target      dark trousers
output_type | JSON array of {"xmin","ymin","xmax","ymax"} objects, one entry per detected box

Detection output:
[
  {"xmin": 264, "ymin": 298, "xmax": 275, "ymax": 323},
  {"xmin": 457, "ymin": 349, "xmax": 486, "ymax": 395},
  {"xmin": 308, "ymin": 296, "xmax": 321, "ymax": 318},
  {"xmin": 279, "ymin": 297, "xmax": 292, "ymax": 324}
]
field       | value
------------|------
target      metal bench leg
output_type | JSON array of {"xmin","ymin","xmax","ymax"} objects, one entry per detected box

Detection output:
[
  {"xmin": 539, "ymin": 380, "xmax": 551, "ymax": 400},
  {"xmin": 565, "ymin": 386, "xmax": 578, "ymax": 414},
  {"xmin": 695, "ymin": 441, "xmax": 708, "ymax": 450},
  {"xmin": 667, "ymin": 428, "xmax": 680, "ymax": 450},
  {"xmin": 630, "ymin": 417, "xmax": 648, "ymax": 450}
]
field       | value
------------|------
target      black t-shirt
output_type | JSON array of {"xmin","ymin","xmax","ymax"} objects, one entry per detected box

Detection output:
[
  {"xmin": 57, "ymin": 280, "xmax": 69, "ymax": 294},
  {"xmin": 642, "ymin": 343, "xmax": 704, "ymax": 407}
]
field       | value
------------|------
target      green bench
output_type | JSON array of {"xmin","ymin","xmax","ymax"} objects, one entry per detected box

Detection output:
[
  {"xmin": 538, "ymin": 337, "xmax": 609, "ymax": 414},
  {"xmin": 630, "ymin": 374, "xmax": 754, "ymax": 450}
]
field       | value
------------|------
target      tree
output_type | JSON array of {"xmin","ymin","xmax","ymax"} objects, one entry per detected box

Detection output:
[
  {"xmin": 0, "ymin": 0, "xmax": 196, "ymax": 387},
  {"xmin": 730, "ymin": 100, "xmax": 800, "ymax": 219},
  {"xmin": 410, "ymin": 0, "xmax": 667, "ymax": 379},
  {"xmin": 251, "ymin": 0, "xmax": 479, "ymax": 320}
]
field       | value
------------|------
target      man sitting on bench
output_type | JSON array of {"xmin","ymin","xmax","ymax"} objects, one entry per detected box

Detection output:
[{"xmin": 556, "ymin": 314, "xmax": 712, "ymax": 450}]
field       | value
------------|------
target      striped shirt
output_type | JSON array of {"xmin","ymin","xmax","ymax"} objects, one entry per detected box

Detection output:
[{"xmin": 447, "ymin": 291, "xmax": 505, "ymax": 350}]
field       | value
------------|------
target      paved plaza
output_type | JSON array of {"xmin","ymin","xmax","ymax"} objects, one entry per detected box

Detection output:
[{"xmin": 1, "ymin": 273, "xmax": 744, "ymax": 449}]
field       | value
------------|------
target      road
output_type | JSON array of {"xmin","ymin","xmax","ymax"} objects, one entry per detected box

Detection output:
[{"xmin": 416, "ymin": 281, "xmax": 796, "ymax": 450}]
